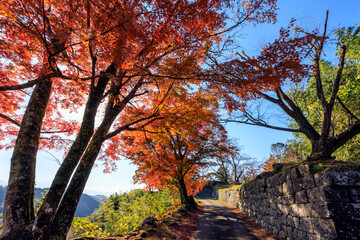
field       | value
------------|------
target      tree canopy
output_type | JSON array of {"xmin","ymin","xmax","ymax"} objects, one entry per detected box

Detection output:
[{"xmin": 0, "ymin": 0, "xmax": 279, "ymax": 239}]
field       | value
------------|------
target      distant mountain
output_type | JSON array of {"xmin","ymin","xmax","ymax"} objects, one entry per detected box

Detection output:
[
  {"xmin": 0, "ymin": 185, "xmax": 6, "ymax": 213},
  {"xmin": 0, "ymin": 185, "xmax": 101, "ymax": 218},
  {"xmin": 91, "ymin": 194, "xmax": 107, "ymax": 203}
]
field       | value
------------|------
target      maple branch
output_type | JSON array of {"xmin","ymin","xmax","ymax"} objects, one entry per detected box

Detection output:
[
  {"xmin": 154, "ymin": 80, "xmax": 176, "ymax": 113},
  {"xmin": 222, "ymin": 118, "xmax": 301, "ymax": 133},
  {"xmin": 42, "ymin": 150, "xmax": 62, "ymax": 166},
  {"xmin": 329, "ymin": 120, "xmax": 360, "ymax": 153},
  {"xmin": 336, "ymin": 96, "xmax": 359, "ymax": 122},
  {"xmin": 0, "ymin": 113, "xmax": 21, "ymax": 127},
  {"xmin": 133, "ymin": 90, "xmax": 149, "ymax": 98},
  {"xmin": 0, "ymin": 72, "xmax": 60, "ymax": 91},
  {"xmin": 104, "ymin": 113, "xmax": 160, "ymax": 140},
  {"xmin": 40, "ymin": 129, "xmax": 73, "ymax": 134},
  {"xmin": 39, "ymin": 137, "xmax": 74, "ymax": 142}
]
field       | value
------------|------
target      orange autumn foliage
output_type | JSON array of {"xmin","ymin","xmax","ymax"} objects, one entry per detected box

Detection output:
[
  {"xmin": 117, "ymin": 89, "xmax": 230, "ymax": 200},
  {"xmin": 0, "ymin": 0, "xmax": 280, "ymax": 238}
]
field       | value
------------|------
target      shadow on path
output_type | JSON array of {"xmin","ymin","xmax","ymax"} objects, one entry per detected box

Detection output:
[{"xmin": 193, "ymin": 199, "xmax": 257, "ymax": 240}]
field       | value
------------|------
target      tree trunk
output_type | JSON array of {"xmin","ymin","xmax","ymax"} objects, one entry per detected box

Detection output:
[
  {"xmin": 48, "ymin": 126, "xmax": 109, "ymax": 240},
  {"xmin": 178, "ymin": 177, "xmax": 196, "ymax": 209},
  {"xmin": 2, "ymin": 79, "xmax": 52, "ymax": 239},
  {"xmin": 48, "ymin": 102, "xmax": 121, "ymax": 239},
  {"xmin": 41, "ymin": 75, "xmax": 141, "ymax": 239},
  {"xmin": 32, "ymin": 64, "xmax": 116, "ymax": 239},
  {"xmin": 309, "ymin": 140, "xmax": 335, "ymax": 161}
]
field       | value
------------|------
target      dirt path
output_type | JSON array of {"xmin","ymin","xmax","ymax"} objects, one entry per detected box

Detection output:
[{"xmin": 192, "ymin": 199, "xmax": 258, "ymax": 240}]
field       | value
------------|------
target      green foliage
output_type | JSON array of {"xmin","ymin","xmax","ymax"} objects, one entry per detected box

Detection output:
[
  {"xmin": 34, "ymin": 190, "xmax": 47, "ymax": 215},
  {"xmin": 73, "ymin": 188, "xmax": 178, "ymax": 237},
  {"xmin": 71, "ymin": 217, "xmax": 107, "ymax": 238},
  {"xmin": 287, "ymin": 23, "xmax": 360, "ymax": 162},
  {"xmin": 0, "ymin": 213, "xmax": 3, "ymax": 237}
]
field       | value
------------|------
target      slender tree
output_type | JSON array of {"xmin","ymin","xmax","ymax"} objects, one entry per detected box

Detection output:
[{"xmin": 120, "ymin": 90, "xmax": 230, "ymax": 208}]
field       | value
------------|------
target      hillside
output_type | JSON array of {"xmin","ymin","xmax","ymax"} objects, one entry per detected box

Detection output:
[{"xmin": 0, "ymin": 185, "xmax": 102, "ymax": 218}]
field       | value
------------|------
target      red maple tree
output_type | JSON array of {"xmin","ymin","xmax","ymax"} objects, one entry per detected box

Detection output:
[
  {"xmin": 0, "ymin": 0, "xmax": 278, "ymax": 239},
  {"xmin": 119, "ymin": 89, "xmax": 230, "ymax": 207}
]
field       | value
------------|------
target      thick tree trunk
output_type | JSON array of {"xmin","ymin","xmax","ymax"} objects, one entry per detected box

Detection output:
[
  {"xmin": 309, "ymin": 140, "xmax": 335, "ymax": 161},
  {"xmin": 32, "ymin": 64, "xmax": 116, "ymax": 239},
  {"xmin": 2, "ymin": 79, "xmax": 52, "ymax": 239},
  {"xmin": 178, "ymin": 177, "xmax": 197, "ymax": 209}
]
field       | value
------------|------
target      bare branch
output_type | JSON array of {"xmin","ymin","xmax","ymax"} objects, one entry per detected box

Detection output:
[
  {"xmin": 329, "ymin": 45, "xmax": 346, "ymax": 108},
  {"xmin": 0, "ymin": 113, "xmax": 21, "ymax": 127},
  {"xmin": 0, "ymin": 73, "xmax": 60, "ymax": 91},
  {"xmin": 222, "ymin": 118, "xmax": 301, "ymax": 133},
  {"xmin": 104, "ymin": 113, "xmax": 160, "ymax": 140},
  {"xmin": 336, "ymin": 96, "xmax": 359, "ymax": 121}
]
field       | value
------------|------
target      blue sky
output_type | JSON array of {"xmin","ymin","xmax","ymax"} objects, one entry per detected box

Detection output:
[{"xmin": 1, "ymin": 0, "xmax": 359, "ymax": 195}]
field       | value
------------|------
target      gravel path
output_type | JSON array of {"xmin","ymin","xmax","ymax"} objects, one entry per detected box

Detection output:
[{"xmin": 192, "ymin": 199, "xmax": 258, "ymax": 240}]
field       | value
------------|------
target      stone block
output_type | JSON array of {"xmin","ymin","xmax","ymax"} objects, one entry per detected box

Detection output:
[
  {"xmin": 309, "ymin": 218, "xmax": 336, "ymax": 238},
  {"xmin": 304, "ymin": 202, "xmax": 330, "ymax": 218},
  {"xmin": 293, "ymin": 177, "xmax": 303, "ymax": 192},
  {"xmin": 286, "ymin": 226, "xmax": 293, "ymax": 237},
  {"xmin": 278, "ymin": 172, "xmax": 287, "ymax": 185},
  {"xmin": 327, "ymin": 171, "xmax": 360, "ymax": 186},
  {"xmin": 327, "ymin": 202, "xmax": 360, "ymax": 221},
  {"xmin": 290, "ymin": 204, "xmax": 309, "ymax": 217},
  {"xmin": 350, "ymin": 187, "xmax": 360, "ymax": 203},
  {"xmin": 307, "ymin": 233, "xmax": 321, "ymax": 240},
  {"xmin": 299, "ymin": 217, "xmax": 310, "ymax": 232},
  {"xmin": 279, "ymin": 230, "xmax": 286, "ymax": 240},
  {"xmin": 314, "ymin": 171, "xmax": 329, "ymax": 187},
  {"xmin": 298, "ymin": 164, "xmax": 310, "ymax": 176},
  {"xmin": 315, "ymin": 171, "xmax": 360, "ymax": 187},
  {"xmin": 307, "ymin": 186, "xmax": 349, "ymax": 203},
  {"xmin": 295, "ymin": 190, "xmax": 308, "ymax": 204},
  {"xmin": 283, "ymin": 180, "xmax": 294, "ymax": 196},
  {"xmin": 258, "ymin": 178, "xmax": 266, "ymax": 188},
  {"xmin": 302, "ymin": 175, "xmax": 316, "ymax": 189},
  {"xmin": 289, "ymin": 167, "xmax": 300, "ymax": 180},
  {"xmin": 266, "ymin": 176, "xmax": 274, "ymax": 188},
  {"xmin": 334, "ymin": 219, "xmax": 360, "ymax": 240},
  {"xmin": 307, "ymin": 187, "xmax": 324, "ymax": 202}
]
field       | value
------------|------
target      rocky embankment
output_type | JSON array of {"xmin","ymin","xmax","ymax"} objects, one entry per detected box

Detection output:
[{"xmin": 218, "ymin": 164, "xmax": 360, "ymax": 240}]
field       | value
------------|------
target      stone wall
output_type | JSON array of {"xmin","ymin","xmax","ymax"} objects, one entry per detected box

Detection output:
[{"xmin": 218, "ymin": 165, "xmax": 360, "ymax": 240}]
